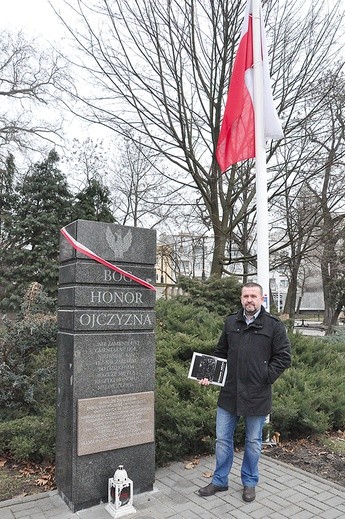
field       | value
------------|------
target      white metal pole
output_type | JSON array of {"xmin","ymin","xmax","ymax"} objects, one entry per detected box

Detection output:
[
  {"xmin": 277, "ymin": 273, "xmax": 281, "ymax": 313},
  {"xmin": 252, "ymin": 0, "xmax": 274, "ymax": 442},
  {"xmin": 252, "ymin": 0, "xmax": 270, "ymax": 311}
]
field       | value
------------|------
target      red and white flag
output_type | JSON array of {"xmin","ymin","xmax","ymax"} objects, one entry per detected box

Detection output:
[{"xmin": 215, "ymin": 0, "xmax": 283, "ymax": 172}]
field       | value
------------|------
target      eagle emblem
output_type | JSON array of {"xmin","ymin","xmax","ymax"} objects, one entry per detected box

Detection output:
[{"xmin": 106, "ymin": 227, "xmax": 132, "ymax": 259}]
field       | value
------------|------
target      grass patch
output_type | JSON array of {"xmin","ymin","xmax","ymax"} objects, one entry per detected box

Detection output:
[
  {"xmin": 321, "ymin": 433, "xmax": 345, "ymax": 455},
  {"xmin": 0, "ymin": 464, "xmax": 36, "ymax": 501}
]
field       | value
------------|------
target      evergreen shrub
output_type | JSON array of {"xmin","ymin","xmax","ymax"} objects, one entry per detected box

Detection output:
[
  {"xmin": 0, "ymin": 313, "xmax": 57, "ymax": 414},
  {"xmin": 0, "ymin": 407, "xmax": 55, "ymax": 461},
  {"xmin": 271, "ymin": 333, "xmax": 345, "ymax": 438},
  {"xmin": 0, "ymin": 284, "xmax": 57, "ymax": 461},
  {"xmin": 155, "ymin": 298, "xmax": 221, "ymax": 464},
  {"xmin": 177, "ymin": 275, "xmax": 241, "ymax": 318}
]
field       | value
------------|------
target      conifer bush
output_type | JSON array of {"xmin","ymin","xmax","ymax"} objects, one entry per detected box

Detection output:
[
  {"xmin": 0, "ymin": 409, "xmax": 56, "ymax": 461},
  {"xmin": 177, "ymin": 275, "xmax": 241, "ymax": 318},
  {"xmin": 0, "ymin": 284, "xmax": 57, "ymax": 460},
  {"xmin": 155, "ymin": 298, "xmax": 222, "ymax": 464},
  {"xmin": 154, "ymin": 291, "xmax": 247, "ymax": 465},
  {"xmin": 0, "ymin": 313, "xmax": 57, "ymax": 414},
  {"xmin": 271, "ymin": 334, "xmax": 345, "ymax": 438}
]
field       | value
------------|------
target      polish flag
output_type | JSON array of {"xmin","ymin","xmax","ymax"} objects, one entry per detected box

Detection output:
[{"xmin": 215, "ymin": 0, "xmax": 283, "ymax": 172}]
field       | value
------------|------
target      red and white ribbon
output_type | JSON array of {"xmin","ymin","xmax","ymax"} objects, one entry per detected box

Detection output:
[{"xmin": 60, "ymin": 227, "xmax": 156, "ymax": 291}]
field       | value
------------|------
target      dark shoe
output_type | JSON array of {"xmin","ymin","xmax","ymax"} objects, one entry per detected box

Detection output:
[
  {"xmin": 198, "ymin": 483, "xmax": 228, "ymax": 497},
  {"xmin": 242, "ymin": 486, "xmax": 256, "ymax": 502}
]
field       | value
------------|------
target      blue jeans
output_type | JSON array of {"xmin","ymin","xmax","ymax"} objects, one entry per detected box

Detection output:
[{"xmin": 211, "ymin": 407, "xmax": 266, "ymax": 488}]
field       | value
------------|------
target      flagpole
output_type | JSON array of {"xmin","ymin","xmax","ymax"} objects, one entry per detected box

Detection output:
[{"xmin": 252, "ymin": 0, "xmax": 270, "ymax": 311}]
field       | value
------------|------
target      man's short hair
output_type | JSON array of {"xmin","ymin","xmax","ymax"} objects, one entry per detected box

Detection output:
[{"xmin": 241, "ymin": 282, "xmax": 263, "ymax": 296}]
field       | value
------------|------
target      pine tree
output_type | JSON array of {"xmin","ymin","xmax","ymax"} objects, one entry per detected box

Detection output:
[
  {"xmin": 0, "ymin": 150, "xmax": 73, "ymax": 310},
  {"xmin": 73, "ymin": 178, "xmax": 115, "ymax": 223},
  {"xmin": 0, "ymin": 154, "xmax": 17, "ymax": 240},
  {"xmin": 0, "ymin": 154, "xmax": 19, "ymax": 305}
]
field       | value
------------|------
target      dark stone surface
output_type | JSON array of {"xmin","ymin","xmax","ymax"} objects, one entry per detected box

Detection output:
[
  {"xmin": 58, "ymin": 309, "xmax": 156, "ymax": 331},
  {"xmin": 62, "ymin": 331, "xmax": 155, "ymax": 397},
  {"xmin": 58, "ymin": 285, "xmax": 156, "ymax": 308},
  {"xmin": 59, "ymin": 261, "xmax": 155, "ymax": 287},
  {"xmin": 55, "ymin": 333, "xmax": 74, "ymax": 505},
  {"xmin": 56, "ymin": 332, "xmax": 156, "ymax": 512},
  {"xmin": 60, "ymin": 220, "xmax": 156, "ymax": 265},
  {"xmin": 56, "ymin": 330, "xmax": 156, "ymax": 511}
]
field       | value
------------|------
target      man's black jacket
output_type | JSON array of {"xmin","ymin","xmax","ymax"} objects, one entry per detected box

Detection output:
[{"xmin": 214, "ymin": 306, "xmax": 291, "ymax": 416}]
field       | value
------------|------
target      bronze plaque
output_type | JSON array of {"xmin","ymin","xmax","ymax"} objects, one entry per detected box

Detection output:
[{"xmin": 77, "ymin": 392, "xmax": 154, "ymax": 456}]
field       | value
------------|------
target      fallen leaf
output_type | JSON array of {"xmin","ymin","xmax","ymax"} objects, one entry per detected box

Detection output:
[
  {"xmin": 202, "ymin": 471, "xmax": 213, "ymax": 478},
  {"xmin": 18, "ymin": 468, "xmax": 36, "ymax": 477},
  {"xmin": 184, "ymin": 462, "xmax": 195, "ymax": 470},
  {"xmin": 36, "ymin": 478, "xmax": 50, "ymax": 487}
]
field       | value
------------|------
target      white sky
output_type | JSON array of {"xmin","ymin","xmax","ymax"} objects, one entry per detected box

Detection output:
[
  {"xmin": 0, "ymin": 0, "xmax": 63, "ymax": 41},
  {"xmin": 0, "ymin": 0, "xmax": 319, "ymax": 37},
  {"xmin": 0, "ymin": 0, "xmax": 116, "ymax": 160}
]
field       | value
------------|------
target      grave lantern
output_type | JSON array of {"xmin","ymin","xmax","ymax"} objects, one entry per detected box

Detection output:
[{"xmin": 105, "ymin": 465, "xmax": 136, "ymax": 518}]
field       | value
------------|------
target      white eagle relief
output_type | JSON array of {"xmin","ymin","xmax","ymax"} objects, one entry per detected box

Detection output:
[{"xmin": 105, "ymin": 227, "xmax": 133, "ymax": 260}]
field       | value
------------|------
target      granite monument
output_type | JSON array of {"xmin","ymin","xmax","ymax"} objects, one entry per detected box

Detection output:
[{"xmin": 56, "ymin": 220, "xmax": 156, "ymax": 512}]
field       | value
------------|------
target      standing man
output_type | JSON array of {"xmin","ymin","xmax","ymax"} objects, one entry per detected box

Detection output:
[{"xmin": 198, "ymin": 282, "xmax": 291, "ymax": 502}]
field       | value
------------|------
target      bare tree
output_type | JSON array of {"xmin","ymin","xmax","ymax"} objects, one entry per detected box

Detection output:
[
  {"xmin": 0, "ymin": 29, "xmax": 71, "ymax": 166},
  {"xmin": 53, "ymin": 0, "xmax": 344, "ymax": 277},
  {"xmin": 325, "ymin": 246, "xmax": 345, "ymax": 334},
  {"xmin": 303, "ymin": 71, "xmax": 345, "ymax": 328},
  {"xmin": 110, "ymin": 136, "xmax": 184, "ymax": 228},
  {"xmin": 273, "ymin": 183, "xmax": 322, "ymax": 318},
  {"xmin": 62, "ymin": 137, "xmax": 109, "ymax": 190},
  {"xmin": 268, "ymin": 62, "xmax": 344, "ymax": 322}
]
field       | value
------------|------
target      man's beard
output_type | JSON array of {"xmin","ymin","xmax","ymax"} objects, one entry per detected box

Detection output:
[{"xmin": 244, "ymin": 305, "xmax": 257, "ymax": 316}]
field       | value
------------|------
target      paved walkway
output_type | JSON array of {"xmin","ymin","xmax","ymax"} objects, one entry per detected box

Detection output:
[{"xmin": 1, "ymin": 452, "xmax": 345, "ymax": 518}]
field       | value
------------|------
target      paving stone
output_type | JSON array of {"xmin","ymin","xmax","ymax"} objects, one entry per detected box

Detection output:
[{"xmin": 1, "ymin": 453, "xmax": 345, "ymax": 519}]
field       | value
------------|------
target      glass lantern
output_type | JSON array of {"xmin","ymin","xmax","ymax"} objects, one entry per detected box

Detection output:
[{"xmin": 105, "ymin": 465, "xmax": 136, "ymax": 518}]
